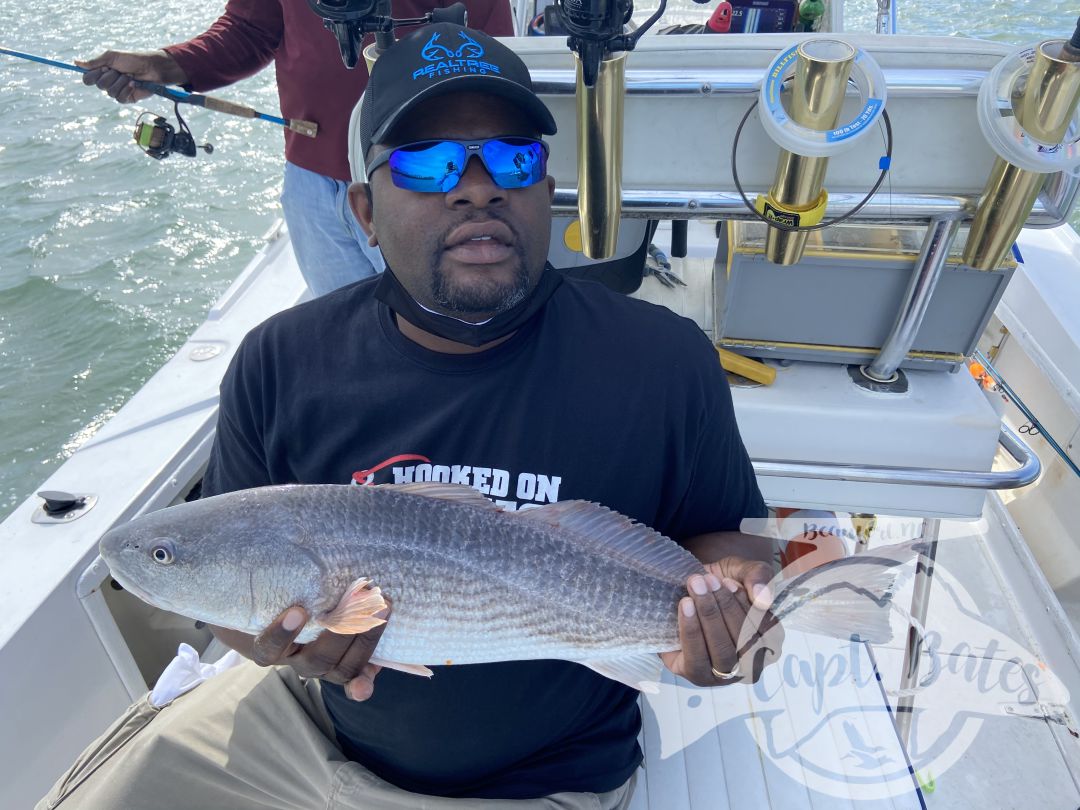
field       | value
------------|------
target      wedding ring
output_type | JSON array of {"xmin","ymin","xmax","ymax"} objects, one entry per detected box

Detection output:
[{"xmin": 711, "ymin": 663, "xmax": 740, "ymax": 679}]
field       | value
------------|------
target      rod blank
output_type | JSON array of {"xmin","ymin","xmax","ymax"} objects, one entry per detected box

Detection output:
[{"xmin": 0, "ymin": 45, "xmax": 317, "ymax": 137}]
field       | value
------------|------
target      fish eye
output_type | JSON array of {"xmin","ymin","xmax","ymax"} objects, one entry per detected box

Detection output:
[{"xmin": 150, "ymin": 540, "xmax": 176, "ymax": 565}]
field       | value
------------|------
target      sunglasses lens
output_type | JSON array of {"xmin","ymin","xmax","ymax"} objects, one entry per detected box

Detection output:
[
  {"xmin": 387, "ymin": 141, "xmax": 467, "ymax": 193},
  {"xmin": 384, "ymin": 139, "xmax": 547, "ymax": 192},
  {"xmin": 482, "ymin": 139, "xmax": 547, "ymax": 189}
]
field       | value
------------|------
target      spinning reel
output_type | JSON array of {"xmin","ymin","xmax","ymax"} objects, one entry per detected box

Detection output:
[
  {"xmin": 133, "ymin": 103, "xmax": 213, "ymax": 160},
  {"xmin": 307, "ymin": 0, "xmax": 468, "ymax": 68},
  {"xmin": 556, "ymin": 0, "xmax": 678, "ymax": 86}
]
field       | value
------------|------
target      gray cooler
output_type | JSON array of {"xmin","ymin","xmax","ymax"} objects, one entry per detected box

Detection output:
[{"xmin": 715, "ymin": 221, "xmax": 1016, "ymax": 371}]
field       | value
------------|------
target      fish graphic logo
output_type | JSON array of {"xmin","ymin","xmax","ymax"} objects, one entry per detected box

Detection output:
[
  {"xmin": 642, "ymin": 525, "xmax": 1072, "ymax": 801},
  {"xmin": 421, "ymin": 31, "xmax": 485, "ymax": 61}
]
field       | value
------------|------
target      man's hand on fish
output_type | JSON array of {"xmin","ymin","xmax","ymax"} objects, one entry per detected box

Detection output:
[
  {"xmin": 660, "ymin": 556, "xmax": 784, "ymax": 687},
  {"xmin": 210, "ymin": 600, "xmax": 392, "ymax": 702}
]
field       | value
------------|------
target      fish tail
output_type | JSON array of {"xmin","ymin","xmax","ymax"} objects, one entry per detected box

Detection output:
[{"xmin": 774, "ymin": 540, "xmax": 930, "ymax": 644}]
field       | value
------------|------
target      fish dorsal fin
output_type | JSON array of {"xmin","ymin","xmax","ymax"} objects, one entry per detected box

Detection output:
[
  {"xmin": 316, "ymin": 577, "xmax": 389, "ymax": 634},
  {"xmin": 579, "ymin": 654, "xmax": 664, "ymax": 693},
  {"xmin": 515, "ymin": 501, "xmax": 702, "ymax": 582},
  {"xmin": 375, "ymin": 482, "xmax": 499, "ymax": 510}
]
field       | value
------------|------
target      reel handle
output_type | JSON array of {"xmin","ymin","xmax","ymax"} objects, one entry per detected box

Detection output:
[{"xmin": 430, "ymin": 2, "xmax": 467, "ymax": 26}]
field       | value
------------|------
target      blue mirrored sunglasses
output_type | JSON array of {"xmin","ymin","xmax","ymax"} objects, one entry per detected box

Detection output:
[{"xmin": 365, "ymin": 137, "xmax": 549, "ymax": 193}]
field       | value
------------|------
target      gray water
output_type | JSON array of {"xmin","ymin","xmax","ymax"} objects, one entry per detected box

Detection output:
[{"xmin": 1, "ymin": 0, "xmax": 1078, "ymax": 520}]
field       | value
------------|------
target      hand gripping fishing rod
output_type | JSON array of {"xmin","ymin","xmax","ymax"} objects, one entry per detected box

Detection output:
[{"xmin": 0, "ymin": 45, "xmax": 318, "ymax": 143}]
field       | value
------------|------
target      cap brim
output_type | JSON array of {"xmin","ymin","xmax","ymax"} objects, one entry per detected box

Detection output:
[{"xmin": 370, "ymin": 74, "xmax": 557, "ymax": 146}]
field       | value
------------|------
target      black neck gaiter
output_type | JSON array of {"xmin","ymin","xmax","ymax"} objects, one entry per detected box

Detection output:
[{"xmin": 374, "ymin": 263, "xmax": 562, "ymax": 347}]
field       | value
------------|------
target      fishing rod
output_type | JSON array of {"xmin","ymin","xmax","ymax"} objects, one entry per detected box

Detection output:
[{"xmin": 1, "ymin": 45, "xmax": 318, "ymax": 159}]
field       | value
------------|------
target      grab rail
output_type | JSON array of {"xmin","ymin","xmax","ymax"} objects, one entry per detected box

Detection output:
[
  {"xmin": 549, "ymin": 187, "xmax": 1075, "ymax": 225},
  {"xmin": 751, "ymin": 424, "xmax": 1041, "ymax": 489},
  {"xmin": 531, "ymin": 68, "xmax": 989, "ymax": 98},
  {"xmin": 865, "ymin": 217, "xmax": 962, "ymax": 382}
]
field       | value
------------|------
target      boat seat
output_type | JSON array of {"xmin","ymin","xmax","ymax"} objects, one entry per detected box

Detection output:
[{"xmin": 550, "ymin": 217, "xmax": 657, "ymax": 294}]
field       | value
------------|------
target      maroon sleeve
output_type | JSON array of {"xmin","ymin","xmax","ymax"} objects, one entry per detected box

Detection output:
[
  {"xmin": 465, "ymin": 0, "xmax": 516, "ymax": 36},
  {"xmin": 163, "ymin": 0, "xmax": 284, "ymax": 92}
]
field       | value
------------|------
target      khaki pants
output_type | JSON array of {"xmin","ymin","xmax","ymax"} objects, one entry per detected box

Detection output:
[{"xmin": 38, "ymin": 662, "xmax": 637, "ymax": 810}]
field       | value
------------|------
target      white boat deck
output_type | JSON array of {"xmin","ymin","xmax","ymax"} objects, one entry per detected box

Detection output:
[
  {"xmin": 634, "ymin": 645, "xmax": 924, "ymax": 810},
  {"xmin": 5, "ymin": 228, "xmax": 1080, "ymax": 808},
  {"xmin": 627, "ymin": 241, "xmax": 1080, "ymax": 809},
  {"xmin": 631, "ymin": 505, "xmax": 1080, "ymax": 809}
]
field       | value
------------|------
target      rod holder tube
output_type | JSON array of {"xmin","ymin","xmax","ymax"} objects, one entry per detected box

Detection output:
[
  {"xmin": 576, "ymin": 51, "xmax": 626, "ymax": 260},
  {"xmin": 865, "ymin": 217, "xmax": 961, "ymax": 382},
  {"xmin": 964, "ymin": 40, "xmax": 1080, "ymax": 270},
  {"xmin": 362, "ymin": 42, "xmax": 380, "ymax": 74},
  {"xmin": 1020, "ymin": 40, "xmax": 1080, "ymax": 143},
  {"xmin": 764, "ymin": 41, "xmax": 856, "ymax": 265},
  {"xmin": 962, "ymin": 160, "xmax": 1045, "ymax": 271},
  {"xmin": 765, "ymin": 153, "xmax": 830, "ymax": 265}
]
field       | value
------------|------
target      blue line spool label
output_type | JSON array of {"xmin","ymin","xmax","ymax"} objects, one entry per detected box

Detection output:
[{"xmin": 759, "ymin": 42, "xmax": 887, "ymax": 157}]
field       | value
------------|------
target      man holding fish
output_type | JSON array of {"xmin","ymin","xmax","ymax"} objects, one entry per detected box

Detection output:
[{"xmin": 40, "ymin": 23, "xmax": 783, "ymax": 810}]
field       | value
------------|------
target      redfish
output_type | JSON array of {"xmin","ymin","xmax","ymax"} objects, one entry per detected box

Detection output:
[{"xmin": 100, "ymin": 482, "xmax": 921, "ymax": 690}]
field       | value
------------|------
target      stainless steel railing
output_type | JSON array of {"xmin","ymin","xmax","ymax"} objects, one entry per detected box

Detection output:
[
  {"xmin": 548, "ymin": 183, "xmax": 1080, "ymax": 227},
  {"xmin": 751, "ymin": 424, "xmax": 1041, "ymax": 489},
  {"xmin": 865, "ymin": 217, "xmax": 962, "ymax": 381}
]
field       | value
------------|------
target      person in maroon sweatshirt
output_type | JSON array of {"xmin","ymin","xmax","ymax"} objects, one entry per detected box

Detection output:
[{"xmin": 77, "ymin": 0, "xmax": 515, "ymax": 297}]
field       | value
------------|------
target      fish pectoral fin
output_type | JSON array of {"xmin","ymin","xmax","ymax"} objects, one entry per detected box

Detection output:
[
  {"xmin": 316, "ymin": 577, "xmax": 389, "ymax": 634},
  {"xmin": 580, "ymin": 654, "xmax": 664, "ymax": 693},
  {"xmin": 369, "ymin": 656, "xmax": 434, "ymax": 678}
]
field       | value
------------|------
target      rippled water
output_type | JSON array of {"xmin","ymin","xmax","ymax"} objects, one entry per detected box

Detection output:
[
  {"xmin": 1, "ymin": 0, "xmax": 1078, "ymax": 519},
  {"xmin": 0, "ymin": 0, "xmax": 281, "ymax": 517}
]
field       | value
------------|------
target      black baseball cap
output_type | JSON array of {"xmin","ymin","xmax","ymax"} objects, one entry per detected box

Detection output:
[{"xmin": 355, "ymin": 22, "xmax": 557, "ymax": 166}]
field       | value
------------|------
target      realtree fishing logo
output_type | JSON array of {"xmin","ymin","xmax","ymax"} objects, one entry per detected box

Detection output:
[
  {"xmin": 643, "ymin": 520, "xmax": 1071, "ymax": 800},
  {"xmin": 413, "ymin": 31, "xmax": 500, "ymax": 81}
]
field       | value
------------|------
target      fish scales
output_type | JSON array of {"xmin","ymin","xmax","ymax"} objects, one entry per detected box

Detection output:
[
  {"xmin": 389, "ymin": 496, "xmax": 687, "ymax": 661},
  {"xmin": 101, "ymin": 483, "xmax": 924, "ymax": 687},
  {"xmin": 102, "ymin": 484, "xmax": 700, "ymax": 665},
  {"xmin": 320, "ymin": 486, "xmax": 692, "ymax": 661}
]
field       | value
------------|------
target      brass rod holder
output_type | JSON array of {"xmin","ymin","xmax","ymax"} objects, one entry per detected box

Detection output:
[
  {"xmin": 1020, "ymin": 40, "xmax": 1080, "ymax": 143},
  {"xmin": 576, "ymin": 51, "xmax": 626, "ymax": 260},
  {"xmin": 964, "ymin": 40, "xmax": 1080, "ymax": 270},
  {"xmin": 765, "ymin": 40, "xmax": 855, "ymax": 265},
  {"xmin": 362, "ymin": 43, "xmax": 381, "ymax": 74},
  {"xmin": 963, "ymin": 160, "xmax": 1045, "ymax": 271}
]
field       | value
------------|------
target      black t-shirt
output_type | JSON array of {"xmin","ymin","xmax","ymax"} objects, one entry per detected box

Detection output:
[{"xmin": 202, "ymin": 272, "xmax": 766, "ymax": 799}]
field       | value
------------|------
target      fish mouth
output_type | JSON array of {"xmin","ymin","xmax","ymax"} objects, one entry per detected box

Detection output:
[{"xmin": 107, "ymin": 569, "xmax": 157, "ymax": 607}]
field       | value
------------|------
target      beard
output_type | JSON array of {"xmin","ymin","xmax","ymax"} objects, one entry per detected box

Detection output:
[
  {"xmin": 430, "ymin": 220, "xmax": 534, "ymax": 315},
  {"xmin": 430, "ymin": 249, "xmax": 531, "ymax": 314}
]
